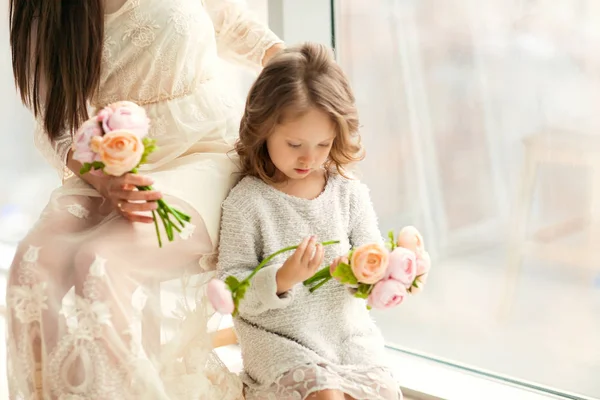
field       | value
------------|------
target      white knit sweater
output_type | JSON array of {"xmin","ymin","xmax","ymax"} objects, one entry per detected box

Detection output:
[{"xmin": 216, "ymin": 174, "xmax": 388, "ymax": 387}]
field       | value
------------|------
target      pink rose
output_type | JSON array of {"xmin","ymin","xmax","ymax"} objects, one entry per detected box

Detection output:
[
  {"xmin": 93, "ymin": 130, "xmax": 144, "ymax": 176},
  {"xmin": 350, "ymin": 243, "xmax": 389, "ymax": 284},
  {"xmin": 72, "ymin": 118, "xmax": 103, "ymax": 164},
  {"xmin": 416, "ymin": 251, "xmax": 431, "ymax": 276},
  {"xmin": 368, "ymin": 279, "xmax": 407, "ymax": 309},
  {"xmin": 385, "ymin": 247, "xmax": 417, "ymax": 288},
  {"xmin": 98, "ymin": 101, "xmax": 150, "ymax": 138},
  {"xmin": 396, "ymin": 226, "xmax": 425, "ymax": 256},
  {"xmin": 207, "ymin": 279, "xmax": 234, "ymax": 315}
]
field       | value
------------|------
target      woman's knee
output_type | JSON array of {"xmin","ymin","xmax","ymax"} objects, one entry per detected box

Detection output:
[{"xmin": 307, "ymin": 390, "xmax": 346, "ymax": 400}]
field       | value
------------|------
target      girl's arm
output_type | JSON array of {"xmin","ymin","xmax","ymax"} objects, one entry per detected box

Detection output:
[
  {"xmin": 348, "ymin": 182, "xmax": 384, "ymax": 247},
  {"xmin": 216, "ymin": 198, "xmax": 294, "ymax": 316}
]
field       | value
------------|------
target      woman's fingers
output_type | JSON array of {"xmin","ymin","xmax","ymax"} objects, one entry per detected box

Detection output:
[
  {"xmin": 120, "ymin": 173, "xmax": 154, "ymax": 187},
  {"xmin": 118, "ymin": 201, "xmax": 158, "ymax": 213},
  {"xmin": 121, "ymin": 211, "xmax": 155, "ymax": 224},
  {"xmin": 112, "ymin": 189, "xmax": 162, "ymax": 201}
]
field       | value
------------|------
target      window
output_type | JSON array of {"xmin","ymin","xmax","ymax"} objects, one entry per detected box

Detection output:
[{"xmin": 335, "ymin": 0, "xmax": 600, "ymax": 398}]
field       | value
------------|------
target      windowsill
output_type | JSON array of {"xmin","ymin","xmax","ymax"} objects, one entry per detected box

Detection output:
[
  {"xmin": 383, "ymin": 347, "xmax": 562, "ymax": 400},
  {"xmin": 215, "ymin": 316, "xmax": 562, "ymax": 400}
]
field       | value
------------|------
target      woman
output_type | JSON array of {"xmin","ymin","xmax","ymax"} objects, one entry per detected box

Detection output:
[{"xmin": 6, "ymin": 0, "xmax": 283, "ymax": 398}]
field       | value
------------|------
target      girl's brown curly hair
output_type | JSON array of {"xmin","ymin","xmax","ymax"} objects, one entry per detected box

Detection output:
[{"xmin": 235, "ymin": 42, "xmax": 364, "ymax": 184}]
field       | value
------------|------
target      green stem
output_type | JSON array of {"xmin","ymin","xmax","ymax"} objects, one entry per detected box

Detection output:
[
  {"xmin": 303, "ymin": 266, "xmax": 331, "ymax": 286},
  {"xmin": 156, "ymin": 207, "xmax": 173, "ymax": 241},
  {"xmin": 151, "ymin": 210, "xmax": 163, "ymax": 248},
  {"xmin": 159, "ymin": 204, "xmax": 182, "ymax": 234},
  {"xmin": 309, "ymin": 276, "xmax": 332, "ymax": 293},
  {"xmin": 242, "ymin": 240, "xmax": 339, "ymax": 285},
  {"xmin": 158, "ymin": 199, "xmax": 188, "ymax": 227}
]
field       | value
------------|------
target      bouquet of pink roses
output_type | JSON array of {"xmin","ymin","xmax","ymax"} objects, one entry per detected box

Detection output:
[
  {"xmin": 72, "ymin": 101, "xmax": 190, "ymax": 247},
  {"xmin": 207, "ymin": 226, "xmax": 430, "ymax": 315},
  {"xmin": 303, "ymin": 226, "xmax": 431, "ymax": 310}
]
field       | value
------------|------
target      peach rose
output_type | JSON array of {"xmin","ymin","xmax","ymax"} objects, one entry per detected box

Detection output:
[
  {"xmin": 207, "ymin": 279, "xmax": 234, "ymax": 315},
  {"xmin": 94, "ymin": 130, "xmax": 144, "ymax": 176},
  {"xmin": 368, "ymin": 279, "xmax": 407, "ymax": 309},
  {"xmin": 396, "ymin": 226, "xmax": 425, "ymax": 256},
  {"xmin": 350, "ymin": 243, "xmax": 389, "ymax": 284},
  {"xmin": 385, "ymin": 247, "xmax": 417, "ymax": 288}
]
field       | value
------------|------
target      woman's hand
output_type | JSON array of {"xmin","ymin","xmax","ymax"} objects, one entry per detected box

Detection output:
[
  {"xmin": 96, "ymin": 173, "xmax": 162, "ymax": 223},
  {"xmin": 276, "ymin": 236, "xmax": 324, "ymax": 294},
  {"xmin": 262, "ymin": 43, "xmax": 286, "ymax": 66}
]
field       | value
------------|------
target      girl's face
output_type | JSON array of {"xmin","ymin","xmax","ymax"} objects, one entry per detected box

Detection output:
[{"xmin": 266, "ymin": 107, "xmax": 335, "ymax": 181}]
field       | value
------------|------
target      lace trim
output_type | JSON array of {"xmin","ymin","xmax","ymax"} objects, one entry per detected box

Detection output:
[{"xmin": 245, "ymin": 364, "xmax": 401, "ymax": 400}]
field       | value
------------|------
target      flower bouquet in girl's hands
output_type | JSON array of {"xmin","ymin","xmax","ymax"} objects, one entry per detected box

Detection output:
[
  {"xmin": 208, "ymin": 226, "xmax": 430, "ymax": 315},
  {"xmin": 207, "ymin": 240, "xmax": 340, "ymax": 316},
  {"xmin": 71, "ymin": 101, "xmax": 190, "ymax": 247},
  {"xmin": 303, "ymin": 226, "xmax": 431, "ymax": 309}
]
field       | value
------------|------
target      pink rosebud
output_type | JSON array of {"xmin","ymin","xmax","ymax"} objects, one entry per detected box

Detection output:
[
  {"xmin": 350, "ymin": 243, "xmax": 389, "ymax": 284},
  {"xmin": 207, "ymin": 279, "xmax": 235, "ymax": 315},
  {"xmin": 416, "ymin": 251, "xmax": 431, "ymax": 276},
  {"xmin": 368, "ymin": 279, "xmax": 407, "ymax": 310},
  {"xmin": 396, "ymin": 226, "xmax": 425, "ymax": 256},
  {"xmin": 100, "ymin": 101, "xmax": 149, "ymax": 138},
  {"xmin": 72, "ymin": 118, "xmax": 103, "ymax": 164},
  {"xmin": 385, "ymin": 247, "xmax": 417, "ymax": 288}
]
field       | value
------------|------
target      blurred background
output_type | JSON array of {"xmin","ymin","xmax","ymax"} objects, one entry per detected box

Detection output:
[{"xmin": 2, "ymin": 0, "xmax": 599, "ymax": 399}]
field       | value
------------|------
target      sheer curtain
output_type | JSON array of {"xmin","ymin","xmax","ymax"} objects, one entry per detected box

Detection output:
[{"xmin": 335, "ymin": 0, "xmax": 600, "ymax": 397}]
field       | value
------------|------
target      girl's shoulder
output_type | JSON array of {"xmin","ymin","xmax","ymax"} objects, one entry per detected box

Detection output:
[
  {"xmin": 222, "ymin": 175, "xmax": 268, "ymax": 210},
  {"xmin": 328, "ymin": 172, "xmax": 369, "ymax": 197}
]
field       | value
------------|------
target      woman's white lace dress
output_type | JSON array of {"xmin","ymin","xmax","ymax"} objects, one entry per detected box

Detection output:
[{"xmin": 5, "ymin": 0, "xmax": 281, "ymax": 398}]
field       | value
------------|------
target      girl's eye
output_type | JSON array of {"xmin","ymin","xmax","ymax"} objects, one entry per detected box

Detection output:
[
  {"xmin": 288, "ymin": 143, "xmax": 301, "ymax": 148},
  {"xmin": 318, "ymin": 143, "xmax": 332, "ymax": 148}
]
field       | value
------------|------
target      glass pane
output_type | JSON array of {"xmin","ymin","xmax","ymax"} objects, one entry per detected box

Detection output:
[{"xmin": 335, "ymin": 0, "xmax": 600, "ymax": 398}]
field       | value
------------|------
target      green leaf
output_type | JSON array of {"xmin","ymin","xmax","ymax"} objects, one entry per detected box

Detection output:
[
  {"xmin": 139, "ymin": 137, "xmax": 158, "ymax": 166},
  {"xmin": 236, "ymin": 281, "xmax": 249, "ymax": 300},
  {"xmin": 225, "ymin": 276, "xmax": 240, "ymax": 292},
  {"xmin": 353, "ymin": 283, "xmax": 372, "ymax": 299},
  {"xmin": 79, "ymin": 161, "xmax": 105, "ymax": 175},
  {"xmin": 79, "ymin": 163, "xmax": 92, "ymax": 175},
  {"xmin": 388, "ymin": 230, "xmax": 396, "ymax": 250},
  {"xmin": 332, "ymin": 262, "xmax": 358, "ymax": 285}
]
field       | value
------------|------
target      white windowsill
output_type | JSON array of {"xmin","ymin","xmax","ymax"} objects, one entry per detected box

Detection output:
[
  {"xmin": 216, "ymin": 343, "xmax": 562, "ymax": 400},
  {"xmin": 215, "ymin": 316, "xmax": 563, "ymax": 400}
]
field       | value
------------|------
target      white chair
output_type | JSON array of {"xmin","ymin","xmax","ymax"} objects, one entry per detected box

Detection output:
[{"xmin": 501, "ymin": 130, "xmax": 600, "ymax": 315}]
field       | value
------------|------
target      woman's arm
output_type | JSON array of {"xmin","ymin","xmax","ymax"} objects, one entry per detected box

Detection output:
[{"xmin": 203, "ymin": 0, "xmax": 285, "ymax": 68}]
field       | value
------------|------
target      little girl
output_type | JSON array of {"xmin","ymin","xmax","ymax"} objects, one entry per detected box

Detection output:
[{"xmin": 217, "ymin": 43, "xmax": 401, "ymax": 400}]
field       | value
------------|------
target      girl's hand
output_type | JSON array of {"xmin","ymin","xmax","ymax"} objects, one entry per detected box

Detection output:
[
  {"xmin": 96, "ymin": 173, "xmax": 162, "ymax": 223},
  {"xmin": 330, "ymin": 256, "xmax": 349, "ymax": 281},
  {"xmin": 276, "ymin": 236, "xmax": 324, "ymax": 294}
]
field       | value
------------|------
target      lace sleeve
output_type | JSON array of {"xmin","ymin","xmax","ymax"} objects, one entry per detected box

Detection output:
[
  {"xmin": 33, "ymin": 118, "xmax": 74, "ymax": 181},
  {"xmin": 203, "ymin": 0, "xmax": 283, "ymax": 69}
]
